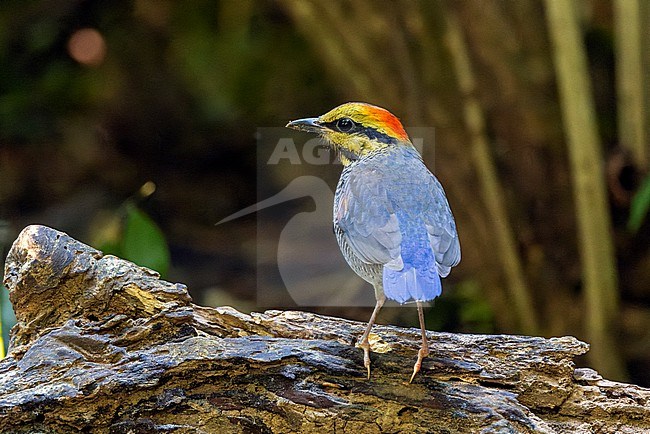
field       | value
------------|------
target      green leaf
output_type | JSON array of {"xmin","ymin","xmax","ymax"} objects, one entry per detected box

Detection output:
[
  {"xmin": 90, "ymin": 211, "xmax": 124, "ymax": 257},
  {"xmin": 628, "ymin": 175, "xmax": 650, "ymax": 232},
  {"xmin": 0, "ymin": 284, "xmax": 16, "ymax": 358},
  {"xmin": 122, "ymin": 205, "xmax": 171, "ymax": 277}
]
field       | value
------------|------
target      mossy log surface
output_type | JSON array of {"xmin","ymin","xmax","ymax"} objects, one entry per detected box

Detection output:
[{"xmin": 1, "ymin": 225, "xmax": 649, "ymax": 433}]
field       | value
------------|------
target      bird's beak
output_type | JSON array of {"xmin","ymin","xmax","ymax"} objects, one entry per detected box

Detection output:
[{"xmin": 285, "ymin": 117, "xmax": 323, "ymax": 134}]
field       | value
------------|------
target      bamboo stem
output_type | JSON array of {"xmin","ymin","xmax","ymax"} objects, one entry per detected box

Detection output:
[
  {"xmin": 444, "ymin": 10, "xmax": 540, "ymax": 335},
  {"xmin": 544, "ymin": 0, "xmax": 626, "ymax": 380},
  {"xmin": 614, "ymin": 0, "xmax": 648, "ymax": 170}
]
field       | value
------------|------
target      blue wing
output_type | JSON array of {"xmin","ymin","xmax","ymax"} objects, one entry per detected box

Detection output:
[
  {"xmin": 335, "ymin": 148, "xmax": 460, "ymax": 303},
  {"xmin": 335, "ymin": 168, "xmax": 402, "ymax": 267},
  {"xmin": 423, "ymin": 174, "xmax": 461, "ymax": 277}
]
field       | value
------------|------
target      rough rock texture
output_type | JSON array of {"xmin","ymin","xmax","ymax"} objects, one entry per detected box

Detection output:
[{"xmin": 1, "ymin": 225, "xmax": 649, "ymax": 433}]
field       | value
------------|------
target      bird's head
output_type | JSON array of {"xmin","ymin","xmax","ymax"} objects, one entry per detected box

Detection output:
[{"xmin": 286, "ymin": 102, "xmax": 412, "ymax": 165}]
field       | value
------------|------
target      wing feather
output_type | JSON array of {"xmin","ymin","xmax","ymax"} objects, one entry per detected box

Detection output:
[
  {"xmin": 335, "ymin": 149, "xmax": 460, "ymax": 277},
  {"xmin": 335, "ymin": 167, "xmax": 401, "ymax": 266},
  {"xmin": 423, "ymin": 174, "xmax": 461, "ymax": 277}
]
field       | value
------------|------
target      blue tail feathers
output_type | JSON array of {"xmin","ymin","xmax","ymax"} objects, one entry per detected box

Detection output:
[
  {"xmin": 383, "ymin": 262, "xmax": 442, "ymax": 303},
  {"xmin": 382, "ymin": 213, "xmax": 445, "ymax": 303}
]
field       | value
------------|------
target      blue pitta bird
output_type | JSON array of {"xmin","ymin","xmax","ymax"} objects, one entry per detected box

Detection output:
[{"xmin": 287, "ymin": 102, "xmax": 460, "ymax": 382}]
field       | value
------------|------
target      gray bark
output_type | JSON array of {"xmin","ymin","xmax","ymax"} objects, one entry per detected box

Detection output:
[{"xmin": 1, "ymin": 225, "xmax": 648, "ymax": 433}]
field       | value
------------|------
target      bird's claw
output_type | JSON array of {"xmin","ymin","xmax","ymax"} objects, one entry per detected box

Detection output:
[
  {"xmin": 409, "ymin": 347, "xmax": 429, "ymax": 383},
  {"xmin": 364, "ymin": 347, "xmax": 371, "ymax": 379},
  {"xmin": 358, "ymin": 341, "xmax": 372, "ymax": 379}
]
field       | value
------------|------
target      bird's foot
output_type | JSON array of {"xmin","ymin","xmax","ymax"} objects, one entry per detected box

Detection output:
[
  {"xmin": 409, "ymin": 346, "xmax": 430, "ymax": 383},
  {"xmin": 357, "ymin": 340, "xmax": 372, "ymax": 379}
]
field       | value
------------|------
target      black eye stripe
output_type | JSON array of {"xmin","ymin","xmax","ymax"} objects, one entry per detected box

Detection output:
[
  {"xmin": 322, "ymin": 119, "xmax": 398, "ymax": 144},
  {"xmin": 322, "ymin": 118, "xmax": 357, "ymax": 133},
  {"xmin": 357, "ymin": 126, "xmax": 398, "ymax": 144}
]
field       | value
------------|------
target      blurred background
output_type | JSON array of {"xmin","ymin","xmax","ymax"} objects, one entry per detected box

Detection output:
[{"xmin": 1, "ymin": 0, "xmax": 649, "ymax": 386}]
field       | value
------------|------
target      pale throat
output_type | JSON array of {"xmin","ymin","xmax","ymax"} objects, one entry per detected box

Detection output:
[{"xmin": 326, "ymin": 136, "xmax": 390, "ymax": 166}]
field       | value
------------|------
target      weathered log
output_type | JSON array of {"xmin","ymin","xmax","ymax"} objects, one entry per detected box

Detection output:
[{"xmin": 0, "ymin": 225, "xmax": 648, "ymax": 433}]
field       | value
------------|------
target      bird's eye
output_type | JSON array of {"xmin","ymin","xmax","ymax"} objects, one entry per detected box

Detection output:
[{"xmin": 336, "ymin": 118, "xmax": 354, "ymax": 133}]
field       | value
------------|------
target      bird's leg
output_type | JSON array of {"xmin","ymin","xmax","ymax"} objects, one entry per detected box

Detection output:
[
  {"xmin": 357, "ymin": 293, "xmax": 385, "ymax": 379},
  {"xmin": 409, "ymin": 301, "xmax": 430, "ymax": 383}
]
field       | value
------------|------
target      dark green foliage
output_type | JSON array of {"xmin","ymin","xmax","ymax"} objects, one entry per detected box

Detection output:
[
  {"xmin": 629, "ymin": 174, "xmax": 650, "ymax": 232},
  {"xmin": 122, "ymin": 204, "xmax": 170, "ymax": 277},
  {"xmin": 96, "ymin": 204, "xmax": 171, "ymax": 278},
  {"xmin": 0, "ymin": 286, "xmax": 16, "ymax": 356},
  {"xmin": 427, "ymin": 280, "xmax": 494, "ymax": 334}
]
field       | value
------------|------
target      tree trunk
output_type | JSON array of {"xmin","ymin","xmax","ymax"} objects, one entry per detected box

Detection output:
[{"xmin": 1, "ymin": 225, "xmax": 648, "ymax": 433}]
